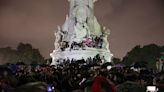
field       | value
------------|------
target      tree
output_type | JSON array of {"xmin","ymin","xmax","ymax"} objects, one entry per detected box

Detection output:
[
  {"xmin": 122, "ymin": 45, "xmax": 141, "ymax": 65},
  {"xmin": 0, "ymin": 43, "xmax": 45, "ymax": 65},
  {"xmin": 0, "ymin": 47, "xmax": 19, "ymax": 64},
  {"xmin": 122, "ymin": 44, "xmax": 163, "ymax": 69},
  {"xmin": 17, "ymin": 43, "xmax": 45, "ymax": 64},
  {"xmin": 45, "ymin": 58, "xmax": 52, "ymax": 65},
  {"xmin": 112, "ymin": 57, "xmax": 121, "ymax": 65}
]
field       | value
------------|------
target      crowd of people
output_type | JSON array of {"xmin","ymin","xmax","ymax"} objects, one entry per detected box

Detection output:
[
  {"xmin": 0, "ymin": 61, "xmax": 164, "ymax": 92},
  {"xmin": 56, "ymin": 54, "xmax": 105, "ymax": 65},
  {"xmin": 59, "ymin": 35, "xmax": 105, "ymax": 51}
]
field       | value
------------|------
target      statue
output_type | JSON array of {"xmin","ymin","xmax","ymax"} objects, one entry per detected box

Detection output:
[
  {"xmin": 69, "ymin": 0, "xmax": 103, "ymax": 37},
  {"xmin": 50, "ymin": 0, "xmax": 113, "ymax": 65},
  {"xmin": 68, "ymin": 0, "xmax": 94, "ymax": 42},
  {"xmin": 54, "ymin": 26, "xmax": 65, "ymax": 50},
  {"xmin": 69, "ymin": 0, "xmax": 97, "ymax": 19},
  {"xmin": 68, "ymin": 0, "xmax": 98, "ymax": 8},
  {"xmin": 102, "ymin": 27, "xmax": 110, "ymax": 50},
  {"xmin": 54, "ymin": 31, "xmax": 60, "ymax": 50}
]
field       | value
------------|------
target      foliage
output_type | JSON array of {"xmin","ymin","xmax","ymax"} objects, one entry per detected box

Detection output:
[
  {"xmin": 0, "ymin": 47, "xmax": 19, "ymax": 64},
  {"xmin": 17, "ymin": 43, "xmax": 45, "ymax": 64},
  {"xmin": 45, "ymin": 58, "xmax": 52, "ymax": 65},
  {"xmin": 122, "ymin": 44, "xmax": 164, "ymax": 69},
  {"xmin": 112, "ymin": 57, "xmax": 121, "ymax": 65},
  {"xmin": 0, "ymin": 43, "xmax": 45, "ymax": 64}
]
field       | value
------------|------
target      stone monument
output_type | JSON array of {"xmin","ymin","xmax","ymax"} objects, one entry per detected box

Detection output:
[{"xmin": 50, "ymin": 0, "xmax": 113, "ymax": 65}]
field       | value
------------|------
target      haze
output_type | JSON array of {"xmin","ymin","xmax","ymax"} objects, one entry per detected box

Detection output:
[{"xmin": 0, "ymin": 0, "xmax": 164, "ymax": 59}]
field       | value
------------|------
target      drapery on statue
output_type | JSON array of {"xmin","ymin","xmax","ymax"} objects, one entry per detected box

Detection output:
[{"xmin": 68, "ymin": 0, "xmax": 94, "ymax": 41}]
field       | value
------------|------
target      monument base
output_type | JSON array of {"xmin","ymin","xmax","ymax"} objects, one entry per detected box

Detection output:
[{"xmin": 50, "ymin": 48, "xmax": 113, "ymax": 65}]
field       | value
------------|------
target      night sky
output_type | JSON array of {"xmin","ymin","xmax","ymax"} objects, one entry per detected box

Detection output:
[{"xmin": 0, "ymin": 0, "xmax": 164, "ymax": 59}]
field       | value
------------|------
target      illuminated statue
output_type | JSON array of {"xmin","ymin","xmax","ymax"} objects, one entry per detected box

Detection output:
[{"xmin": 50, "ymin": 0, "xmax": 113, "ymax": 65}]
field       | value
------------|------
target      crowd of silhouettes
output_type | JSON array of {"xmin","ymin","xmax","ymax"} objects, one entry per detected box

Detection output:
[{"xmin": 0, "ymin": 60, "xmax": 164, "ymax": 92}]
